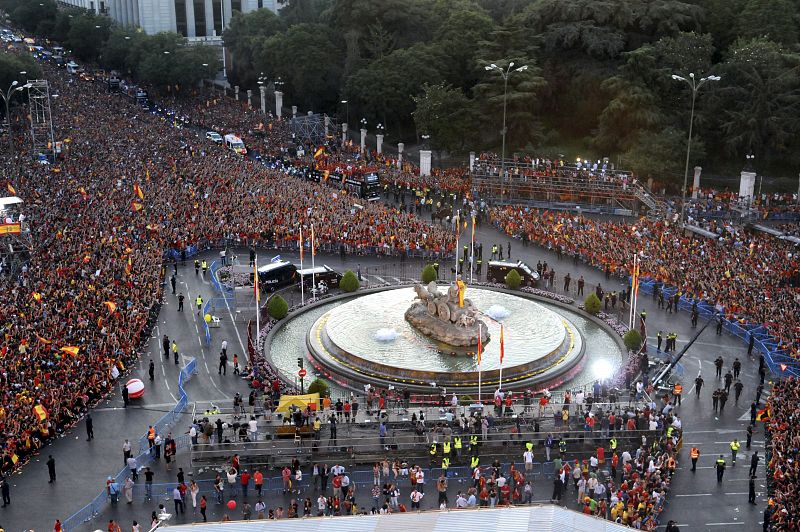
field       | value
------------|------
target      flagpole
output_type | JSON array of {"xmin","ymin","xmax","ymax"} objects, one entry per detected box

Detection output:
[
  {"xmin": 311, "ymin": 224, "xmax": 316, "ymax": 297},
  {"xmin": 469, "ymin": 213, "xmax": 475, "ymax": 284},
  {"xmin": 300, "ymin": 226, "xmax": 305, "ymax": 306},
  {"xmin": 255, "ymin": 255, "xmax": 260, "ymax": 336},
  {"xmin": 628, "ymin": 254, "xmax": 635, "ymax": 329},
  {"xmin": 454, "ymin": 210, "xmax": 460, "ymax": 282},
  {"xmin": 498, "ymin": 324, "xmax": 504, "ymax": 392},
  {"xmin": 477, "ymin": 327, "xmax": 482, "ymax": 406}
]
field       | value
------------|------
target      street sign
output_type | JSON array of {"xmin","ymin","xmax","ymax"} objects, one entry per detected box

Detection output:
[{"xmin": 298, "ymin": 368, "xmax": 307, "ymax": 378}]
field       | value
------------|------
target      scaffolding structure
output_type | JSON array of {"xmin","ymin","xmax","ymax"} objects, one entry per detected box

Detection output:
[
  {"xmin": 471, "ymin": 156, "xmax": 661, "ymax": 215},
  {"xmin": 290, "ymin": 113, "xmax": 333, "ymax": 145},
  {"xmin": 26, "ymin": 79, "xmax": 55, "ymax": 160},
  {"xmin": 0, "ymin": 197, "xmax": 32, "ymax": 277}
]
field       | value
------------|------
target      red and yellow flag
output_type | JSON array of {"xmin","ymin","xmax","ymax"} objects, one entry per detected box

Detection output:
[
  {"xmin": 60, "ymin": 346, "xmax": 80, "ymax": 357},
  {"xmin": 36, "ymin": 333, "xmax": 52, "ymax": 345},
  {"xmin": 33, "ymin": 404, "xmax": 48, "ymax": 421},
  {"xmin": 311, "ymin": 224, "xmax": 316, "ymax": 257},
  {"xmin": 253, "ymin": 263, "xmax": 260, "ymax": 303},
  {"xmin": 32, "ymin": 292, "xmax": 42, "ymax": 302},
  {"xmin": 78, "ymin": 186, "xmax": 87, "ymax": 198},
  {"xmin": 103, "ymin": 301, "xmax": 117, "ymax": 314},
  {"xmin": 131, "ymin": 201, "xmax": 143, "ymax": 212},
  {"xmin": 500, "ymin": 324, "xmax": 505, "ymax": 365},
  {"xmin": 133, "ymin": 183, "xmax": 144, "ymax": 200},
  {"xmin": 299, "ymin": 226, "xmax": 304, "ymax": 262},
  {"xmin": 477, "ymin": 329, "xmax": 482, "ymax": 366},
  {"xmin": 313, "ymin": 146, "xmax": 324, "ymax": 160},
  {"xmin": 125, "ymin": 256, "xmax": 133, "ymax": 275}
]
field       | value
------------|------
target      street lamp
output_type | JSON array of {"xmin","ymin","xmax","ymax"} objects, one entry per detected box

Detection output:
[
  {"xmin": 1, "ymin": 80, "xmax": 32, "ymax": 156},
  {"xmin": 485, "ymin": 61, "xmax": 528, "ymax": 202},
  {"xmin": 341, "ymin": 99, "xmax": 349, "ymax": 125},
  {"xmin": 274, "ymin": 76, "xmax": 284, "ymax": 91},
  {"xmin": 671, "ymin": 72, "xmax": 721, "ymax": 226},
  {"xmin": 257, "ymin": 72, "xmax": 267, "ymax": 86}
]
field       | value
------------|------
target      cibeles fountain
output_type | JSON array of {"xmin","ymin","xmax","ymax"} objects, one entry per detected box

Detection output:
[
  {"xmin": 405, "ymin": 281, "xmax": 489, "ymax": 348},
  {"xmin": 281, "ymin": 280, "xmax": 625, "ymax": 393}
]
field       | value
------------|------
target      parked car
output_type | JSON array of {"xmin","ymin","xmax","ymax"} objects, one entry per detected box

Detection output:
[
  {"xmin": 205, "ymin": 131, "xmax": 223, "ymax": 144},
  {"xmin": 486, "ymin": 260, "xmax": 540, "ymax": 286}
]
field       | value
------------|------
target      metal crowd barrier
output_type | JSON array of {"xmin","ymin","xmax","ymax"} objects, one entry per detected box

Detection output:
[{"xmin": 62, "ymin": 358, "xmax": 197, "ymax": 532}]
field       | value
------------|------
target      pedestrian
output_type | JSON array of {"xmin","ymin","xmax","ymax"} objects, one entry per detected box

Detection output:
[
  {"xmin": 1, "ymin": 477, "xmax": 9, "ymax": 506},
  {"xmin": 162, "ymin": 335, "xmax": 170, "ymax": 359},
  {"xmin": 219, "ymin": 351, "xmax": 228, "ymax": 375},
  {"xmin": 170, "ymin": 274, "xmax": 176, "ymax": 295},
  {"xmin": 200, "ymin": 495, "xmax": 207, "ymax": 522},
  {"xmin": 746, "ymin": 425, "xmax": 753, "ymax": 449},
  {"xmin": 144, "ymin": 467, "xmax": 154, "ymax": 500},
  {"xmin": 694, "ymin": 374, "xmax": 704, "ymax": 397},
  {"xmin": 178, "ymin": 293, "xmax": 184, "ymax": 311},
  {"xmin": 47, "ymin": 455, "xmax": 56, "ymax": 483},
  {"xmin": 748, "ymin": 475, "xmax": 757, "ymax": 504},
  {"xmin": 733, "ymin": 358, "xmax": 741, "ymax": 379},
  {"xmin": 172, "ymin": 341, "xmax": 179, "ymax": 365},
  {"xmin": 86, "ymin": 413, "xmax": 94, "ymax": 441},
  {"xmin": 122, "ymin": 384, "xmax": 129, "ymax": 407},
  {"xmin": 715, "ymin": 455, "xmax": 726, "ymax": 483},
  {"xmin": 690, "ymin": 446, "xmax": 700, "ymax": 472},
  {"xmin": 148, "ymin": 359, "xmax": 155, "ymax": 381},
  {"xmin": 196, "ymin": 294, "xmax": 203, "ymax": 315},
  {"xmin": 173, "ymin": 485, "xmax": 185, "ymax": 514},
  {"xmin": 749, "ymin": 452, "xmax": 760, "ymax": 477},
  {"xmin": 714, "ymin": 356, "xmax": 724, "ymax": 379}
]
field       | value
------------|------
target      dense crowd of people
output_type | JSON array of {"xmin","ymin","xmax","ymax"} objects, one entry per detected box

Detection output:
[
  {"xmin": 764, "ymin": 378, "xmax": 800, "ymax": 530},
  {"xmin": 489, "ymin": 207, "xmax": 800, "ymax": 362},
  {"xmin": 0, "ymin": 58, "xmax": 453, "ymax": 476}
]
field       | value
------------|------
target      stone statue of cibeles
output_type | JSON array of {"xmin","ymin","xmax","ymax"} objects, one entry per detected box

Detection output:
[{"xmin": 406, "ymin": 277, "xmax": 490, "ymax": 347}]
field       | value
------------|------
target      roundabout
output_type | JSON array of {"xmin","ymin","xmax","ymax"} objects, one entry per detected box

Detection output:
[{"xmin": 266, "ymin": 284, "xmax": 626, "ymax": 394}]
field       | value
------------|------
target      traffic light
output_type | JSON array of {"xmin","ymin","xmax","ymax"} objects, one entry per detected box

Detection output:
[{"xmin": 297, "ymin": 357, "xmax": 304, "ymax": 369}]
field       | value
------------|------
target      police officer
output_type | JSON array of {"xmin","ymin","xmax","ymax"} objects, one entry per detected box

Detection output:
[
  {"xmin": 196, "ymin": 294, "xmax": 203, "ymax": 315},
  {"xmin": 469, "ymin": 434, "xmax": 478, "ymax": 451},
  {"xmin": 453, "ymin": 436, "xmax": 462, "ymax": 460},
  {"xmin": 715, "ymin": 455, "xmax": 726, "ymax": 483},
  {"xmin": 609, "ymin": 436, "xmax": 618, "ymax": 454},
  {"xmin": 690, "ymin": 446, "xmax": 700, "ymax": 472},
  {"xmin": 194, "ymin": 259, "xmax": 200, "ymax": 275},
  {"xmin": 171, "ymin": 341, "xmax": 179, "ymax": 365},
  {"xmin": 476, "ymin": 259, "xmax": 482, "ymax": 277},
  {"xmin": 558, "ymin": 437, "xmax": 567, "ymax": 457},
  {"xmin": 730, "ymin": 439, "xmax": 740, "ymax": 465},
  {"xmin": 672, "ymin": 382, "xmax": 683, "ymax": 406},
  {"xmin": 443, "ymin": 440, "xmax": 451, "ymax": 457},
  {"xmin": 201, "ymin": 259, "xmax": 208, "ymax": 276},
  {"xmin": 470, "ymin": 455, "xmax": 479, "ymax": 469}
]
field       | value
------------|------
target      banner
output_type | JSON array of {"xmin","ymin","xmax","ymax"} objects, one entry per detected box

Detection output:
[{"xmin": 0, "ymin": 223, "xmax": 21, "ymax": 235}]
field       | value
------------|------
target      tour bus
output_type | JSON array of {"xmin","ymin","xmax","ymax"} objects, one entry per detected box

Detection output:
[
  {"xmin": 257, "ymin": 260, "xmax": 298, "ymax": 292},
  {"xmin": 487, "ymin": 260, "xmax": 540, "ymax": 286},
  {"xmin": 296, "ymin": 265, "xmax": 342, "ymax": 291},
  {"xmin": 224, "ymin": 134, "xmax": 247, "ymax": 155}
]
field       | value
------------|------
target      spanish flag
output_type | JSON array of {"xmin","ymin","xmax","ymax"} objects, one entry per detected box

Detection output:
[
  {"xmin": 253, "ymin": 263, "xmax": 260, "ymax": 303},
  {"xmin": 103, "ymin": 301, "xmax": 117, "ymax": 314},
  {"xmin": 60, "ymin": 346, "xmax": 80, "ymax": 357},
  {"xmin": 131, "ymin": 201, "xmax": 143, "ymax": 212},
  {"xmin": 756, "ymin": 407, "xmax": 771, "ymax": 422},
  {"xmin": 78, "ymin": 186, "xmax": 87, "ymax": 198},
  {"xmin": 36, "ymin": 334, "xmax": 52, "ymax": 345},
  {"xmin": 311, "ymin": 224, "xmax": 316, "ymax": 257},
  {"xmin": 7, "ymin": 182, "xmax": 16, "ymax": 195},
  {"xmin": 313, "ymin": 146, "xmax": 324, "ymax": 160},
  {"xmin": 32, "ymin": 292, "xmax": 42, "ymax": 302},
  {"xmin": 500, "ymin": 324, "xmax": 505, "ymax": 365},
  {"xmin": 125, "ymin": 256, "xmax": 132, "ymax": 275},
  {"xmin": 33, "ymin": 404, "xmax": 48, "ymax": 421},
  {"xmin": 134, "ymin": 183, "xmax": 144, "ymax": 200}
]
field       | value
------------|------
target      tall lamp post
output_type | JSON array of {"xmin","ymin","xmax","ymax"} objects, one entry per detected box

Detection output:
[
  {"xmin": 485, "ymin": 62, "xmax": 527, "ymax": 203},
  {"xmin": 671, "ymin": 72, "xmax": 721, "ymax": 226},
  {"xmin": 1, "ymin": 79, "xmax": 32, "ymax": 156}
]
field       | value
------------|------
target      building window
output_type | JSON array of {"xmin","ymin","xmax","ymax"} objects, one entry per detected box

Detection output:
[
  {"xmin": 194, "ymin": 0, "xmax": 206, "ymax": 37},
  {"xmin": 212, "ymin": 0, "xmax": 222, "ymax": 35},
  {"xmin": 232, "ymin": 0, "xmax": 241, "ymax": 12},
  {"xmin": 174, "ymin": 0, "xmax": 188, "ymax": 37}
]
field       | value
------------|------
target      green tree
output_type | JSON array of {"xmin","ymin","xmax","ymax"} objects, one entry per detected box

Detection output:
[
  {"xmin": 267, "ymin": 294, "xmax": 289, "ymax": 319},
  {"xmin": 421, "ymin": 264, "xmax": 438, "ymax": 284},
  {"xmin": 710, "ymin": 38, "xmax": 800, "ymax": 161},
  {"xmin": 100, "ymin": 28, "xmax": 147, "ymax": 72},
  {"xmin": 736, "ymin": 0, "xmax": 798, "ymax": 45},
  {"xmin": 624, "ymin": 329, "xmax": 643, "ymax": 351},
  {"xmin": 339, "ymin": 270, "xmax": 360, "ymax": 292},
  {"xmin": 0, "ymin": 54, "xmax": 40, "ymax": 110},
  {"xmin": 412, "ymin": 83, "xmax": 476, "ymax": 154},
  {"xmin": 223, "ymin": 9, "xmax": 284, "ymax": 88},
  {"xmin": 9, "ymin": 0, "xmax": 57, "ymax": 34},
  {"xmin": 346, "ymin": 44, "xmax": 448, "ymax": 135},
  {"xmin": 433, "ymin": 4, "xmax": 496, "ymax": 88},
  {"xmin": 67, "ymin": 14, "xmax": 112, "ymax": 61},
  {"xmin": 584, "ymin": 293, "xmax": 601, "ymax": 315},
  {"xmin": 257, "ymin": 23, "xmax": 343, "ymax": 111},
  {"xmin": 505, "ymin": 269, "xmax": 522, "ymax": 289},
  {"xmin": 623, "ymin": 128, "xmax": 705, "ymax": 181},
  {"xmin": 307, "ymin": 378, "xmax": 330, "ymax": 398}
]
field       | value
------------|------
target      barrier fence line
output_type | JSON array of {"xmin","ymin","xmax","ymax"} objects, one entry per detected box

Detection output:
[
  {"xmin": 62, "ymin": 358, "xmax": 197, "ymax": 532},
  {"xmin": 635, "ymin": 278, "xmax": 799, "ymax": 378}
]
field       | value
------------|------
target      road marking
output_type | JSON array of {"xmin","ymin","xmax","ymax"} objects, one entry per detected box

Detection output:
[
  {"xmin": 373, "ymin": 275, "xmax": 387, "ymax": 284},
  {"xmin": 675, "ymin": 493, "xmax": 711, "ymax": 497},
  {"xmin": 706, "ymin": 523, "xmax": 745, "ymax": 526}
]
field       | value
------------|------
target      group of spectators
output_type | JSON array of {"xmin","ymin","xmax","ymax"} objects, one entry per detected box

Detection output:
[
  {"xmin": 0, "ymin": 55, "xmax": 451, "ymax": 475},
  {"xmin": 488, "ymin": 207, "xmax": 800, "ymax": 362},
  {"xmin": 764, "ymin": 377, "xmax": 800, "ymax": 530}
]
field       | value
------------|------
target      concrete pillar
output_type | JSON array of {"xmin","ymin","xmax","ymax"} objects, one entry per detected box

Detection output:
[
  {"xmin": 376, "ymin": 134, "xmax": 384, "ymax": 154},
  {"xmin": 397, "ymin": 143, "xmax": 404, "ymax": 169},
  {"xmin": 275, "ymin": 91, "xmax": 283, "ymax": 118},
  {"xmin": 739, "ymin": 170, "xmax": 756, "ymax": 201},
  {"xmin": 204, "ymin": 0, "xmax": 214, "ymax": 37},
  {"xmin": 469, "ymin": 151, "xmax": 476, "ymax": 172},
  {"xmin": 360, "ymin": 128, "xmax": 367, "ymax": 154},
  {"xmin": 260, "ymin": 86, "xmax": 267, "ymax": 114},
  {"xmin": 324, "ymin": 115, "xmax": 330, "ymax": 137},
  {"xmin": 185, "ymin": 0, "xmax": 196, "ymax": 37},
  {"xmin": 234, "ymin": 86, "xmax": 240, "ymax": 101},
  {"xmin": 692, "ymin": 166, "xmax": 702, "ymax": 199},
  {"xmin": 419, "ymin": 150, "xmax": 432, "ymax": 176},
  {"xmin": 247, "ymin": 89, "xmax": 252, "ymax": 108},
  {"xmin": 292, "ymin": 105, "xmax": 297, "ymax": 118},
  {"xmin": 342, "ymin": 123, "xmax": 348, "ymax": 144},
  {"xmin": 223, "ymin": 0, "xmax": 232, "ymax": 29}
]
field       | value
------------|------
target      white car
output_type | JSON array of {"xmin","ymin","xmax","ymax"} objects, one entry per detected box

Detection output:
[{"xmin": 205, "ymin": 131, "xmax": 223, "ymax": 144}]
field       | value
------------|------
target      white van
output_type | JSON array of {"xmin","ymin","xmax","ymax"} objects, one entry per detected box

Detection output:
[
  {"xmin": 223, "ymin": 134, "xmax": 246, "ymax": 155},
  {"xmin": 66, "ymin": 61, "xmax": 80, "ymax": 75}
]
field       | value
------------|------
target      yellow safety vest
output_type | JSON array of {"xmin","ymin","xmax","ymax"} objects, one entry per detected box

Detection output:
[
  {"xmin": 430, "ymin": 444, "xmax": 437, "ymax": 456},
  {"xmin": 196, "ymin": 297, "xmax": 202, "ymax": 306},
  {"xmin": 730, "ymin": 441, "xmax": 740, "ymax": 451},
  {"xmin": 442, "ymin": 457, "xmax": 450, "ymax": 470},
  {"xmin": 610, "ymin": 438, "xmax": 617, "ymax": 450},
  {"xmin": 443, "ymin": 442, "xmax": 451, "ymax": 455},
  {"xmin": 470, "ymin": 435, "xmax": 478, "ymax": 446},
  {"xmin": 453, "ymin": 437, "xmax": 462, "ymax": 449},
  {"xmin": 471, "ymin": 456, "xmax": 479, "ymax": 468},
  {"xmin": 526, "ymin": 441, "xmax": 533, "ymax": 452}
]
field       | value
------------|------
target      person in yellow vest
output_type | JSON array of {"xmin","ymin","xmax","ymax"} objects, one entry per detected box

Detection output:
[
  {"xmin": 442, "ymin": 456, "xmax": 450, "ymax": 471},
  {"xmin": 201, "ymin": 260, "xmax": 208, "ymax": 275},
  {"xmin": 610, "ymin": 436, "xmax": 618, "ymax": 453},
  {"xmin": 430, "ymin": 443, "xmax": 438, "ymax": 456},
  {"xmin": 453, "ymin": 436, "xmax": 462, "ymax": 459},
  {"xmin": 443, "ymin": 441, "xmax": 451, "ymax": 456},
  {"xmin": 690, "ymin": 446, "xmax": 700, "ymax": 472},
  {"xmin": 196, "ymin": 295, "xmax": 203, "ymax": 315},
  {"xmin": 470, "ymin": 455, "xmax": 479, "ymax": 469},
  {"xmin": 469, "ymin": 434, "xmax": 478, "ymax": 451},
  {"xmin": 730, "ymin": 439, "xmax": 740, "ymax": 465},
  {"xmin": 672, "ymin": 382, "xmax": 683, "ymax": 406}
]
